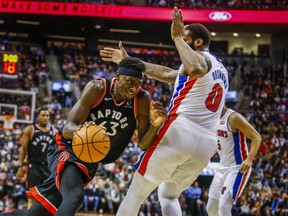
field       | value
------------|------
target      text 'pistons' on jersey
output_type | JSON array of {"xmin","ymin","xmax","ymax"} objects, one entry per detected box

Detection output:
[
  {"xmin": 216, "ymin": 109, "xmax": 249, "ymax": 167},
  {"xmin": 212, "ymin": 69, "xmax": 228, "ymax": 89}
]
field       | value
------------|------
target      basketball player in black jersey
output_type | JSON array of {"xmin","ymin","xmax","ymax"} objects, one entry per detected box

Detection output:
[
  {"xmin": 1, "ymin": 57, "xmax": 167, "ymax": 216},
  {"xmin": 16, "ymin": 108, "xmax": 57, "ymax": 209}
]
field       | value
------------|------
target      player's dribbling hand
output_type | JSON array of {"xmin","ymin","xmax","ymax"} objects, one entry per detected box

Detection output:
[
  {"xmin": 83, "ymin": 121, "xmax": 96, "ymax": 127},
  {"xmin": 16, "ymin": 167, "xmax": 26, "ymax": 181},
  {"xmin": 73, "ymin": 121, "xmax": 95, "ymax": 134},
  {"xmin": 171, "ymin": 7, "xmax": 185, "ymax": 41},
  {"xmin": 74, "ymin": 122, "xmax": 107, "ymax": 135},
  {"xmin": 100, "ymin": 41, "xmax": 129, "ymax": 64},
  {"xmin": 150, "ymin": 100, "xmax": 167, "ymax": 127}
]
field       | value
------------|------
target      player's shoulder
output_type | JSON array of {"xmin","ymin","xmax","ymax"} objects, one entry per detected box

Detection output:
[
  {"xmin": 26, "ymin": 124, "xmax": 34, "ymax": 131},
  {"xmin": 228, "ymin": 111, "xmax": 246, "ymax": 128},
  {"xmin": 85, "ymin": 79, "xmax": 106, "ymax": 91},
  {"xmin": 229, "ymin": 111, "xmax": 241, "ymax": 120},
  {"xmin": 80, "ymin": 79, "xmax": 107, "ymax": 106},
  {"xmin": 82, "ymin": 79, "xmax": 106, "ymax": 98},
  {"xmin": 136, "ymin": 88, "xmax": 150, "ymax": 100},
  {"xmin": 22, "ymin": 124, "xmax": 33, "ymax": 135},
  {"xmin": 198, "ymin": 51, "xmax": 211, "ymax": 59}
]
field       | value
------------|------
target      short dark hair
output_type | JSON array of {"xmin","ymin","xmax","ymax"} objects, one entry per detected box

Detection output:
[
  {"xmin": 37, "ymin": 107, "xmax": 50, "ymax": 116},
  {"xmin": 119, "ymin": 57, "xmax": 145, "ymax": 73},
  {"xmin": 186, "ymin": 23, "xmax": 211, "ymax": 46}
]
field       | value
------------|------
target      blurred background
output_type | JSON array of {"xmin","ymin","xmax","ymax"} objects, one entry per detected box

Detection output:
[{"xmin": 0, "ymin": 1, "xmax": 287, "ymax": 215}]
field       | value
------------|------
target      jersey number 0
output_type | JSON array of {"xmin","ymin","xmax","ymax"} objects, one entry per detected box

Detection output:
[{"xmin": 205, "ymin": 83, "xmax": 223, "ymax": 112}]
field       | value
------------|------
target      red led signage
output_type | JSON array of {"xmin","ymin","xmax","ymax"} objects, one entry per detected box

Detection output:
[{"xmin": 0, "ymin": 1, "xmax": 288, "ymax": 23}]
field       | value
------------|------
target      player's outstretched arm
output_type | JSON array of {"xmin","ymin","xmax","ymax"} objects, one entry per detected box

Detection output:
[
  {"xmin": 62, "ymin": 80, "xmax": 105, "ymax": 139},
  {"xmin": 171, "ymin": 7, "xmax": 209, "ymax": 78},
  {"xmin": 229, "ymin": 112, "xmax": 262, "ymax": 173},
  {"xmin": 100, "ymin": 41, "xmax": 178, "ymax": 84},
  {"xmin": 141, "ymin": 61, "xmax": 178, "ymax": 84},
  {"xmin": 136, "ymin": 90, "xmax": 167, "ymax": 150}
]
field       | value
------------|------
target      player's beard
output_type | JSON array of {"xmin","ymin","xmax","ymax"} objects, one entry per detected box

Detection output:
[{"xmin": 190, "ymin": 42, "xmax": 196, "ymax": 51}]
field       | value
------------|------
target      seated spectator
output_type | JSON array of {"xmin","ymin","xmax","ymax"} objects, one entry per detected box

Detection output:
[{"xmin": 83, "ymin": 182, "xmax": 99, "ymax": 213}]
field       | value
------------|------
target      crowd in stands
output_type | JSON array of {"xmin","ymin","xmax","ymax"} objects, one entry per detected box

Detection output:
[
  {"xmin": 146, "ymin": 0, "xmax": 288, "ymax": 10},
  {"xmin": 0, "ymin": 40, "xmax": 287, "ymax": 215},
  {"xmin": 28, "ymin": 0, "xmax": 288, "ymax": 10}
]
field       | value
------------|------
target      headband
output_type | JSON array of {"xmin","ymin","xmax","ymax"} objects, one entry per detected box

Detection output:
[{"xmin": 118, "ymin": 67, "xmax": 144, "ymax": 79}]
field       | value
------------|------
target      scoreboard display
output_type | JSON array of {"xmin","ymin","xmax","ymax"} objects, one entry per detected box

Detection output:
[{"xmin": 0, "ymin": 52, "xmax": 20, "ymax": 79}]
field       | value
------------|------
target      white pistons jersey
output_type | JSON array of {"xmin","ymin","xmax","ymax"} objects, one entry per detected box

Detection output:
[
  {"xmin": 217, "ymin": 109, "xmax": 249, "ymax": 168},
  {"xmin": 167, "ymin": 52, "xmax": 229, "ymax": 132}
]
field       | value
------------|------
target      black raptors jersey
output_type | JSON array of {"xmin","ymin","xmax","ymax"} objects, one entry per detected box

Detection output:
[
  {"xmin": 28, "ymin": 124, "xmax": 55, "ymax": 164},
  {"xmin": 58, "ymin": 78, "xmax": 138, "ymax": 164},
  {"xmin": 86, "ymin": 79, "xmax": 138, "ymax": 163}
]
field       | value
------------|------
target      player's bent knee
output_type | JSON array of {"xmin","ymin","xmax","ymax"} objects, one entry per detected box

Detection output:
[
  {"xmin": 129, "ymin": 172, "xmax": 157, "ymax": 201},
  {"xmin": 219, "ymin": 192, "xmax": 232, "ymax": 215}
]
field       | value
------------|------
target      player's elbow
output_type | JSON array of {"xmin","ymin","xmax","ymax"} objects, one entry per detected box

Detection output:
[
  {"xmin": 62, "ymin": 126, "xmax": 69, "ymax": 139},
  {"xmin": 257, "ymin": 135, "xmax": 262, "ymax": 145},
  {"xmin": 253, "ymin": 134, "xmax": 262, "ymax": 148},
  {"xmin": 62, "ymin": 124, "xmax": 73, "ymax": 140}
]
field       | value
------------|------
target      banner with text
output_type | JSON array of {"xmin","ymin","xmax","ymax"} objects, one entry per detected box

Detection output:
[{"xmin": 0, "ymin": 1, "xmax": 288, "ymax": 23}]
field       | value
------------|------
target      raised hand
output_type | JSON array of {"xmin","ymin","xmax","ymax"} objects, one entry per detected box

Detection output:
[
  {"xmin": 171, "ymin": 7, "xmax": 185, "ymax": 41},
  {"xmin": 100, "ymin": 41, "xmax": 129, "ymax": 64},
  {"xmin": 150, "ymin": 100, "xmax": 167, "ymax": 127}
]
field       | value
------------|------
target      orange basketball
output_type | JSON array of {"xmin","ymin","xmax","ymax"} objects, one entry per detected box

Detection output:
[{"xmin": 72, "ymin": 124, "xmax": 110, "ymax": 163}]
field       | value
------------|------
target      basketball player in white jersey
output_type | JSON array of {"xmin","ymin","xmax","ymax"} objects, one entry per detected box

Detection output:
[
  {"xmin": 100, "ymin": 7, "xmax": 229, "ymax": 216},
  {"xmin": 206, "ymin": 106, "xmax": 261, "ymax": 216}
]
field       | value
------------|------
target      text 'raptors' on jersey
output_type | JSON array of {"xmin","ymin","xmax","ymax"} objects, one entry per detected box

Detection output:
[{"xmin": 28, "ymin": 124, "xmax": 55, "ymax": 164}]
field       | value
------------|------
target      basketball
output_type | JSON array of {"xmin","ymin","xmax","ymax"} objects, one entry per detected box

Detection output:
[{"xmin": 72, "ymin": 124, "xmax": 110, "ymax": 163}]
